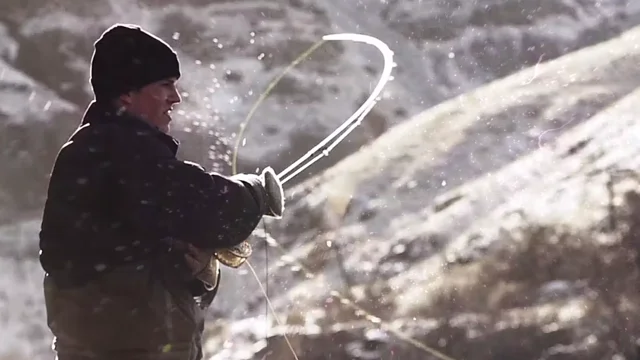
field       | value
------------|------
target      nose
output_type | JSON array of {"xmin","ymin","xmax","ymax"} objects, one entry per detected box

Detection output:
[{"xmin": 169, "ymin": 85, "xmax": 182, "ymax": 105}]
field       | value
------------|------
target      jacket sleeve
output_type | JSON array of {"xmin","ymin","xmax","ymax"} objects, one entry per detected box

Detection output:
[{"xmin": 108, "ymin": 126, "xmax": 267, "ymax": 249}]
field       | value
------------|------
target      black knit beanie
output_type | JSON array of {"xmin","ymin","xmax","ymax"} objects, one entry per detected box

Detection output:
[{"xmin": 90, "ymin": 24, "xmax": 181, "ymax": 102}]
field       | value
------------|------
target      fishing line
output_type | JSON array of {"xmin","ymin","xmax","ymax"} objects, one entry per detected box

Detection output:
[
  {"xmin": 231, "ymin": 39, "xmax": 327, "ymax": 175},
  {"xmin": 259, "ymin": 229, "xmax": 458, "ymax": 360},
  {"xmin": 246, "ymin": 260, "xmax": 299, "ymax": 360}
]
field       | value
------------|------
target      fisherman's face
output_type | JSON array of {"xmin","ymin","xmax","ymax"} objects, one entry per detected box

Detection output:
[{"xmin": 119, "ymin": 77, "xmax": 181, "ymax": 134}]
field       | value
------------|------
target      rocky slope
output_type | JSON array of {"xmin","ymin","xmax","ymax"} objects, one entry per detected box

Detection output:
[
  {"xmin": 0, "ymin": 22, "xmax": 80, "ymax": 219},
  {"xmin": 3, "ymin": 1, "xmax": 640, "ymax": 359},
  {"xmin": 3, "ymin": 0, "xmax": 640, "ymax": 221},
  {"xmin": 328, "ymin": 0, "xmax": 640, "ymax": 106}
]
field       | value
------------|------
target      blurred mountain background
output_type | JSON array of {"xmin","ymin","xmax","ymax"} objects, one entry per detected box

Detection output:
[{"xmin": 2, "ymin": 0, "xmax": 640, "ymax": 359}]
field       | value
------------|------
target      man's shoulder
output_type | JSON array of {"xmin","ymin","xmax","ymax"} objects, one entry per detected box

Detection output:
[
  {"xmin": 59, "ymin": 121, "xmax": 118, "ymax": 153},
  {"xmin": 67, "ymin": 119, "xmax": 118, "ymax": 140},
  {"xmin": 67, "ymin": 120, "xmax": 154, "ymax": 147}
]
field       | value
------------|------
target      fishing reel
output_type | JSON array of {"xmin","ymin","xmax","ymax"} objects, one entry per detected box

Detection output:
[{"xmin": 213, "ymin": 240, "xmax": 252, "ymax": 268}]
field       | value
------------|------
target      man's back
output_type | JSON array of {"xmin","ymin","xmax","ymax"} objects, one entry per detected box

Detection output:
[{"xmin": 40, "ymin": 102, "xmax": 185, "ymax": 286}]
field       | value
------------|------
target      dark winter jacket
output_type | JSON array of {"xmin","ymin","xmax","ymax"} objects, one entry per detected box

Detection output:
[
  {"xmin": 40, "ymin": 101, "xmax": 269, "ymax": 359},
  {"xmin": 39, "ymin": 101, "xmax": 267, "ymax": 285}
]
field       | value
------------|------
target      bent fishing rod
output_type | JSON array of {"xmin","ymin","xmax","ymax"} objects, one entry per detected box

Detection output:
[{"xmin": 275, "ymin": 33, "xmax": 395, "ymax": 185}]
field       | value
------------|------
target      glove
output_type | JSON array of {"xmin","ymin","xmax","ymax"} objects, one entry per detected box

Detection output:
[
  {"xmin": 171, "ymin": 240, "xmax": 220, "ymax": 290},
  {"xmin": 260, "ymin": 166, "xmax": 285, "ymax": 218},
  {"xmin": 232, "ymin": 168, "xmax": 284, "ymax": 218}
]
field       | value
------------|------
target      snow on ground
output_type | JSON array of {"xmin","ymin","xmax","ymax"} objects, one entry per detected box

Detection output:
[
  {"xmin": 4, "ymin": 1, "xmax": 640, "ymax": 359},
  {"xmin": 0, "ymin": 221, "xmax": 51, "ymax": 359}
]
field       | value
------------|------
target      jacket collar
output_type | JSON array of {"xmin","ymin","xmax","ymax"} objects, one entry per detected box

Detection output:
[{"xmin": 81, "ymin": 101, "xmax": 180, "ymax": 156}]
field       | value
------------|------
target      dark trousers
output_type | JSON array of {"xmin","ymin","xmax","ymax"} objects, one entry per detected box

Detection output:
[{"xmin": 44, "ymin": 261, "xmax": 206, "ymax": 360}]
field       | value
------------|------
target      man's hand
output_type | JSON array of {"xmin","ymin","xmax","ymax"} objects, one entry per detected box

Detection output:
[
  {"xmin": 183, "ymin": 243, "xmax": 219, "ymax": 289},
  {"xmin": 230, "ymin": 168, "xmax": 284, "ymax": 219},
  {"xmin": 260, "ymin": 166, "xmax": 284, "ymax": 218},
  {"xmin": 183, "ymin": 243, "xmax": 212, "ymax": 276}
]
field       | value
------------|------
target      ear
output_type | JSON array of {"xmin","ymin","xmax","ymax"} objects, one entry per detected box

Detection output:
[{"xmin": 118, "ymin": 92, "xmax": 134, "ymax": 107}]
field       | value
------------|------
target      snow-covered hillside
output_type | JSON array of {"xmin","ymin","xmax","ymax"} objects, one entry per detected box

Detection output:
[
  {"xmin": 3, "ymin": 0, "xmax": 640, "ymax": 208},
  {"xmin": 208, "ymin": 24, "xmax": 640, "ymax": 359},
  {"xmin": 3, "ymin": 1, "xmax": 640, "ymax": 359}
]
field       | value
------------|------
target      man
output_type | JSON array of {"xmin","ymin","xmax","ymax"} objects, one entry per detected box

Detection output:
[{"xmin": 39, "ymin": 24, "xmax": 284, "ymax": 360}]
